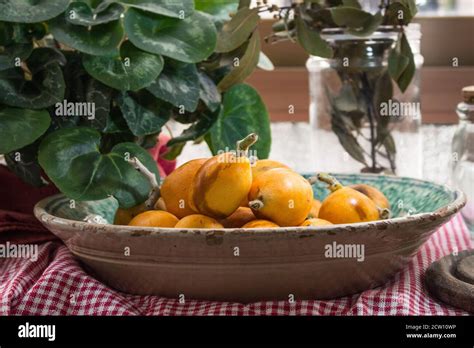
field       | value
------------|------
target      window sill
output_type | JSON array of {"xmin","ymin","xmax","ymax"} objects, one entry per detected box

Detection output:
[{"xmin": 247, "ymin": 66, "xmax": 474, "ymax": 124}]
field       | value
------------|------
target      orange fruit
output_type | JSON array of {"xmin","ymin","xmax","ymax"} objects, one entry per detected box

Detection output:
[
  {"xmin": 175, "ymin": 214, "xmax": 223, "ymax": 229},
  {"xmin": 114, "ymin": 203, "xmax": 146, "ymax": 225},
  {"xmin": 308, "ymin": 199, "xmax": 322, "ymax": 218},
  {"xmin": 349, "ymin": 184, "xmax": 390, "ymax": 210},
  {"xmin": 160, "ymin": 158, "xmax": 206, "ymax": 218},
  {"xmin": 317, "ymin": 174, "xmax": 380, "ymax": 224},
  {"xmin": 241, "ymin": 219, "xmax": 280, "ymax": 228},
  {"xmin": 300, "ymin": 218, "xmax": 333, "ymax": 227},
  {"xmin": 191, "ymin": 134, "xmax": 257, "ymax": 219},
  {"xmin": 248, "ymin": 168, "xmax": 313, "ymax": 227},
  {"xmin": 251, "ymin": 159, "xmax": 290, "ymax": 179},
  {"xmin": 239, "ymin": 160, "xmax": 290, "ymax": 208},
  {"xmin": 220, "ymin": 207, "xmax": 256, "ymax": 228},
  {"xmin": 128, "ymin": 210, "xmax": 179, "ymax": 227}
]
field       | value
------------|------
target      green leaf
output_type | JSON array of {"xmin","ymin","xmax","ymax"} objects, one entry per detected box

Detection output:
[
  {"xmin": 65, "ymin": 1, "xmax": 124, "ymax": 27},
  {"xmin": 120, "ymin": 0, "xmax": 194, "ymax": 18},
  {"xmin": 205, "ymin": 65, "xmax": 232, "ymax": 86},
  {"xmin": 38, "ymin": 127, "xmax": 160, "ymax": 208},
  {"xmin": 116, "ymin": 91, "xmax": 170, "ymax": 136},
  {"xmin": 215, "ymin": 7, "xmax": 259, "ymax": 53},
  {"xmin": 146, "ymin": 60, "xmax": 200, "ymax": 111},
  {"xmin": 83, "ymin": 41, "xmax": 164, "ymax": 91},
  {"xmin": 162, "ymin": 142, "xmax": 185, "ymax": 161},
  {"xmin": 0, "ymin": 48, "xmax": 65, "ymax": 109},
  {"xmin": 383, "ymin": 133, "xmax": 397, "ymax": 156},
  {"xmin": 84, "ymin": 78, "xmax": 114, "ymax": 131},
  {"xmin": 4, "ymin": 22, "xmax": 47, "ymax": 45},
  {"xmin": 348, "ymin": 11, "xmax": 383, "ymax": 37},
  {"xmin": 374, "ymin": 70, "xmax": 394, "ymax": 118},
  {"xmin": 389, "ymin": 33, "xmax": 415, "ymax": 93},
  {"xmin": 195, "ymin": 0, "xmax": 238, "ymax": 24},
  {"xmin": 257, "ymin": 52, "xmax": 274, "ymax": 71},
  {"xmin": 330, "ymin": 7, "xmax": 372, "ymax": 29},
  {"xmin": 49, "ymin": 16, "xmax": 124, "ymax": 57},
  {"xmin": 135, "ymin": 132, "xmax": 159, "ymax": 150},
  {"xmin": 5, "ymin": 142, "xmax": 47, "ymax": 187},
  {"xmin": 198, "ymin": 72, "xmax": 221, "ymax": 112},
  {"xmin": 272, "ymin": 20, "xmax": 286, "ymax": 33},
  {"xmin": 331, "ymin": 112, "xmax": 367, "ymax": 166},
  {"xmin": 396, "ymin": 33, "xmax": 415, "ymax": 93},
  {"xmin": 61, "ymin": 51, "xmax": 88, "ymax": 105},
  {"xmin": 0, "ymin": 43, "xmax": 33, "ymax": 72},
  {"xmin": 295, "ymin": 16, "xmax": 333, "ymax": 58},
  {"xmin": 195, "ymin": 0, "xmax": 238, "ymax": 16},
  {"xmin": 401, "ymin": 0, "xmax": 418, "ymax": 17},
  {"xmin": 385, "ymin": 1, "xmax": 417, "ymax": 25},
  {"xmin": 170, "ymin": 109, "xmax": 199, "ymax": 124},
  {"xmin": 9, "ymin": 22, "xmax": 47, "ymax": 43},
  {"xmin": 0, "ymin": 0, "xmax": 70, "ymax": 23},
  {"xmin": 238, "ymin": 0, "xmax": 251, "ymax": 9},
  {"xmin": 388, "ymin": 49, "xmax": 409, "ymax": 82},
  {"xmin": 0, "ymin": 22, "xmax": 13, "ymax": 45},
  {"xmin": 342, "ymin": 0, "xmax": 361, "ymax": 8},
  {"xmin": 124, "ymin": 8, "xmax": 217, "ymax": 63},
  {"xmin": 168, "ymin": 110, "xmax": 219, "ymax": 147},
  {"xmin": 27, "ymin": 47, "xmax": 66, "ymax": 74},
  {"xmin": 334, "ymin": 83, "xmax": 361, "ymax": 113},
  {"xmin": 217, "ymin": 30, "xmax": 260, "ymax": 92},
  {"xmin": 209, "ymin": 83, "xmax": 271, "ymax": 158},
  {"xmin": 397, "ymin": 57, "xmax": 415, "ymax": 93},
  {"xmin": 103, "ymin": 107, "xmax": 130, "ymax": 133},
  {"xmin": 0, "ymin": 107, "xmax": 50, "ymax": 154},
  {"xmin": 215, "ymin": 41, "xmax": 248, "ymax": 69}
]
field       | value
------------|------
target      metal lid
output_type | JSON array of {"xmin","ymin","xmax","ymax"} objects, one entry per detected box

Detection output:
[{"xmin": 462, "ymin": 86, "xmax": 474, "ymax": 104}]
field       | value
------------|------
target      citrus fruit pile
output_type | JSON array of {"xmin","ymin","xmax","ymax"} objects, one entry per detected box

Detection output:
[{"xmin": 115, "ymin": 134, "xmax": 390, "ymax": 229}]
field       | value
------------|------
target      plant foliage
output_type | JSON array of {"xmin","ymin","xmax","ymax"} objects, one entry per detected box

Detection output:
[
  {"xmin": 0, "ymin": 0, "xmax": 272, "ymax": 208},
  {"xmin": 265, "ymin": 0, "xmax": 418, "ymax": 173}
]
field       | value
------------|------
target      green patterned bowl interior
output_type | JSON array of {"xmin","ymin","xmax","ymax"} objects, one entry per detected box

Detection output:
[{"xmin": 44, "ymin": 173, "xmax": 456, "ymax": 225}]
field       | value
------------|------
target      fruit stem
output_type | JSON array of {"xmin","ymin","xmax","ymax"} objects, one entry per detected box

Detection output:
[
  {"xmin": 248, "ymin": 199, "xmax": 264, "ymax": 210},
  {"xmin": 236, "ymin": 133, "xmax": 259, "ymax": 157},
  {"xmin": 127, "ymin": 156, "xmax": 161, "ymax": 210},
  {"xmin": 313, "ymin": 173, "xmax": 344, "ymax": 192},
  {"xmin": 378, "ymin": 207, "xmax": 391, "ymax": 220}
]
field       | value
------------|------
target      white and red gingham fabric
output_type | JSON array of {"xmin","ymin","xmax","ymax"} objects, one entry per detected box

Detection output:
[{"xmin": 0, "ymin": 214, "xmax": 472, "ymax": 316}]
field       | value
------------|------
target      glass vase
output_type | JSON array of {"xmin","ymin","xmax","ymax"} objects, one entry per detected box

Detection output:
[
  {"xmin": 307, "ymin": 24, "xmax": 423, "ymax": 178},
  {"xmin": 451, "ymin": 86, "xmax": 474, "ymax": 233}
]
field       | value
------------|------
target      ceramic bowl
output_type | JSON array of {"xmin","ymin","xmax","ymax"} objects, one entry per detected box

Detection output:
[{"xmin": 34, "ymin": 173, "xmax": 465, "ymax": 302}]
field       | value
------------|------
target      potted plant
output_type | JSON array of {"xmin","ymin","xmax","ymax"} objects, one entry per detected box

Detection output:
[
  {"xmin": 0, "ymin": 0, "xmax": 272, "ymax": 210},
  {"xmin": 264, "ymin": 0, "xmax": 420, "ymax": 175}
]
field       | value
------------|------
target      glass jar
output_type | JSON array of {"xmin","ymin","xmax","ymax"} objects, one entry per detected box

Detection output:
[
  {"xmin": 451, "ymin": 86, "xmax": 474, "ymax": 233},
  {"xmin": 307, "ymin": 24, "xmax": 423, "ymax": 178}
]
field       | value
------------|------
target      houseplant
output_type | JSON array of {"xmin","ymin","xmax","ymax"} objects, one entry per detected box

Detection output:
[
  {"xmin": 265, "ymin": 0, "xmax": 419, "ymax": 175},
  {"xmin": 0, "ymin": 0, "xmax": 272, "ymax": 209}
]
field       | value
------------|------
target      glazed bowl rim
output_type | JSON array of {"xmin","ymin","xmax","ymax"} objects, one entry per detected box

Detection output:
[{"xmin": 34, "ymin": 173, "xmax": 467, "ymax": 236}]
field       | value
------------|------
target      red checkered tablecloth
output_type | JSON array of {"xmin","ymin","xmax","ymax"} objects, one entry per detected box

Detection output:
[{"xmin": 0, "ymin": 214, "xmax": 472, "ymax": 316}]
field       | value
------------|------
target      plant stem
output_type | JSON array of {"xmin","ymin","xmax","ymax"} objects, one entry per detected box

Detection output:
[
  {"xmin": 309, "ymin": 173, "xmax": 343, "ymax": 192},
  {"xmin": 236, "ymin": 133, "xmax": 258, "ymax": 157},
  {"xmin": 376, "ymin": 128, "xmax": 397, "ymax": 173},
  {"xmin": 127, "ymin": 156, "xmax": 160, "ymax": 210},
  {"xmin": 360, "ymin": 72, "xmax": 377, "ymax": 172},
  {"xmin": 386, "ymin": 147, "xmax": 396, "ymax": 173},
  {"xmin": 248, "ymin": 199, "xmax": 264, "ymax": 210}
]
